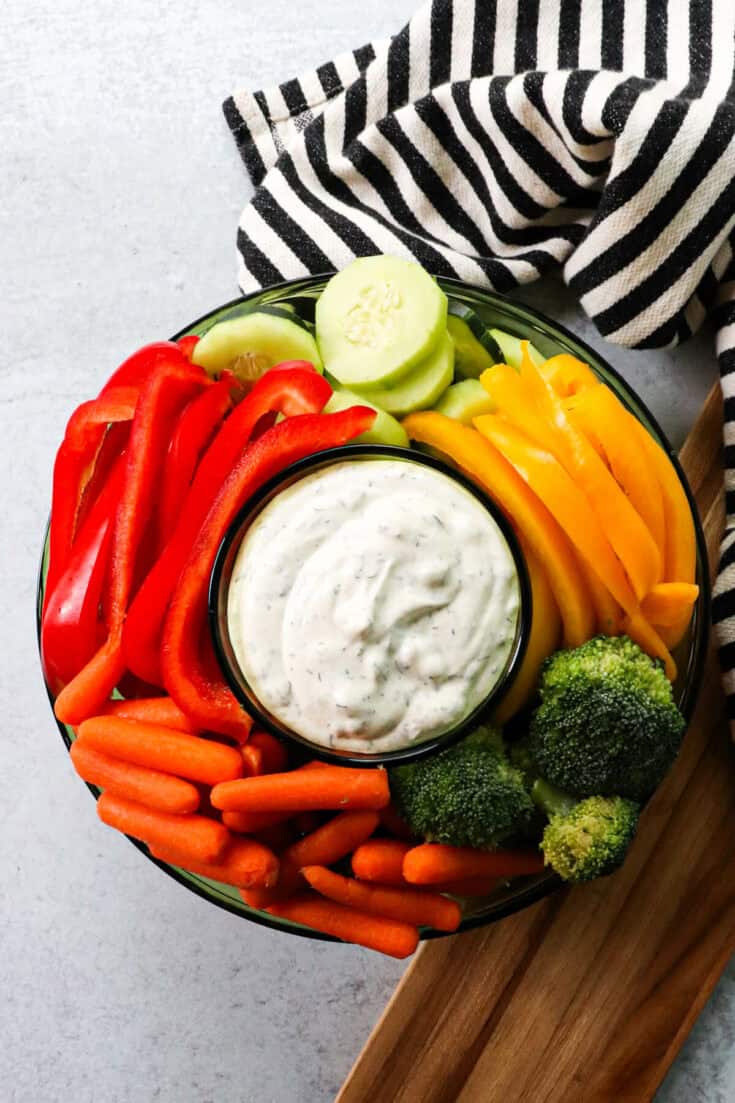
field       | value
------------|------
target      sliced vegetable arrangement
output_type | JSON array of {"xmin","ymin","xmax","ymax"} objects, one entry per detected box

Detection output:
[{"xmin": 41, "ymin": 255, "xmax": 700, "ymax": 958}]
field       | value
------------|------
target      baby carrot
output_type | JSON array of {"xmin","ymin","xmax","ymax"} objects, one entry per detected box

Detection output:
[
  {"xmin": 403, "ymin": 844, "xmax": 545, "ymax": 885},
  {"xmin": 241, "ymin": 744, "xmax": 264, "ymax": 777},
  {"xmin": 149, "ymin": 837, "xmax": 279, "ymax": 888},
  {"xmin": 97, "ymin": 792, "xmax": 230, "ymax": 863},
  {"xmin": 240, "ymin": 886, "xmax": 279, "ymax": 910},
  {"xmin": 250, "ymin": 810, "xmax": 381, "ymax": 907},
  {"xmin": 351, "ymin": 840, "xmax": 497, "ymax": 896},
  {"xmin": 302, "ymin": 866, "xmax": 461, "ymax": 932},
  {"xmin": 70, "ymin": 741, "xmax": 200, "ymax": 814},
  {"xmin": 77, "ymin": 716, "xmax": 243, "ymax": 785},
  {"xmin": 238, "ymin": 810, "xmax": 300, "ymax": 907},
  {"xmin": 285, "ymin": 811, "xmax": 379, "ymax": 871},
  {"xmin": 54, "ymin": 634, "xmax": 126, "ymax": 726},
  {"xmin": 222, "ymin": 810, "xmax": 291, "ymax": 833},
  {"xmin": 266, "ymin": 894, "xmax": 420, "ymax": 958},
  {"xmin": 352, "ymin": 839, "xmax": 412, "ymax": 885},
  {"xmin": 351, "ymin": 840, "xmax": 496, "ymax": 895},
  {"xmin": 240, "ymin": 732, "xmax": 289, "ymax": 776},
  {"xmin": 210, "ymin": 766, "xmax": 390, "ymax": 813},
  {"xmin": 98, "ymin": 696, "xmax": 198, "ymax": 732},
  {"xmin": 249, "ymin": 730, "xmax": 288, "ymax": 773}
]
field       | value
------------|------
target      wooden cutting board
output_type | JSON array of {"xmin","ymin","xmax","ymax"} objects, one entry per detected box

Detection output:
[{"xmin": 338, "ymin": 385, "xmax": 734, "ymax": 1103}]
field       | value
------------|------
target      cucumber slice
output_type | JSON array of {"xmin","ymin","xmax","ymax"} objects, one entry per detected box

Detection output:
[
  {"xmin": 488, "ymin": 328, "xmax": 544, "ymax": 372},
  {"xmin": 447, "ymin": 316, "xmax": 497, "ymax": 379},
  {"xmin": 323, "ymin": 388, "xmax": 409, "ymax": 448},
  {"xmin": 447, "ymin": 303, "xmax": 500, "ymax": 379},
  {"xmin": 199, "ymin": 302, "xmax": 299, "ymax": 336},
  {"xmin": 360, "ymin": 332, "xmax": 454, "ymax": 417},
  {"xmin": 434, "ymin": 379, "xmax": 496, "ymax": 424},
  {"xmin": 315, "ymin": 256, "xmax": 448, "ymax": 390},
  {"xmin": 192, "ymin": 311, "xmax": 323, "ymax": 383}
]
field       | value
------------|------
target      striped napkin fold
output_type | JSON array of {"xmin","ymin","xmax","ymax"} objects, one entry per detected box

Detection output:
[{"xmin": 223, "ymin": 0, "xmax": 735, "ymax": 722}]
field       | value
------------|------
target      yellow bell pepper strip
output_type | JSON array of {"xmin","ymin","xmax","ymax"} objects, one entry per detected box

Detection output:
[
  {"xmin": 518, "ymin": 341, "xmax": 557, "ymax": 408},
  {"xmin": 480, "ymin": 362, "xmax": 570, "ymax": 465},
  {"xmin": 627, "ymin": 418, "xmax": 698, "ymax": 648},
  {"xmin": 516, "ymin": 347, "xmax": 662, "ymax": 600},
  {"xmin": 538, "ymin": 352, "xmax": 598, "ymax": 397},
  {"xmin": 401, "ymin": 412, "xmax": 595, "ymax": 647},
  {"xmin": 493, "ymin": 546, "xmax": 561, "ymax": 724},
  {"xmin": 652, "ymin": 625, "xmax": 673, "ymax": 649},
  {"xmin": 474, "ymin": 414, "xmax": 638, "ymax": 615},
  {"xmin": 622, "ymin": 610, "xmax": 678, "ymax": 682},
  {"xmin": 567, "ymin": 384, "xmax": 666, "ymax": 557},
  {"xmin": 578, "ymin": 557, "xmax": 622, "ymax": 636},
  {"xmin": 483, "ymin": 361, "xmax": 663, "ymax": 606},
  {"xmin": 641, "ymin": 582, "xmax": 699, "ymax": 627},
  {"xmin": 626, "ymin": 418, "xmax": 696, "ymax": 585}
]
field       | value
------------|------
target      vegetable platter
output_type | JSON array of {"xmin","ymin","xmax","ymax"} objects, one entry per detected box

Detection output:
[{"xmin": 38, "ymin": 257, "xmax": 709, "ymax": 957}]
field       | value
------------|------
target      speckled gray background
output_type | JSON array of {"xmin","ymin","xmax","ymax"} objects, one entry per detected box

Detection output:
[{"xmin": 3, "ymin": 1, "xmax": 734, "ymax": 1099}]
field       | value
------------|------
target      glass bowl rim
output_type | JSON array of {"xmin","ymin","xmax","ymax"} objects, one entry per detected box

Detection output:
[
  {"xmin": 36, "ymin": 272, "xmax": 712, "ymax": 943},
  {"xmin": 208, "ymin": 442, "xmax": 533, "ymax": 767}
]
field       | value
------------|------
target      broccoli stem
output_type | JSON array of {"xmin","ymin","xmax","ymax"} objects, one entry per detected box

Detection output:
[{"xmin": 531, "ymin": 779, "xmax": 577, "ymax": 819}]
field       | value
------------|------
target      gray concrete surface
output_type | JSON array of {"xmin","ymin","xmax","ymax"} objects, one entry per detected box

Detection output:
[{"xmin": 2, "ymin": 0, "xmax": 733, "ymax": 1099}]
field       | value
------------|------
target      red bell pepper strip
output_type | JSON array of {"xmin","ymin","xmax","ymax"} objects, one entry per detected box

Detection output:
[
  {"xmin": 107, "ymin": 361, "xmax": 208, "ymax": 627},
  {"xmin": 54, "ymin": 354, "xmax": 208, "ymax": 725},
  {"xmin": 122, "ymin": 367, "xmax": 332, "ymax": 686},
  {"xmin": 161, "ymin": 405, "xmax": 376, "ymax": 738},
  {"xmin": 248, "ymin": 362, "xmax": 317, "ymax": 438},
  {"xmin": 47, "ymin": 340, "xmax": 186, "ymax": 608},
  {"xmin": 100, "ymin": 341, "xmax": 185, "ymax": 394},
  {"xmin": 158, "ymin": 373, "xmax": 238, "ymax": 546},
  {"xmin": 50, "ymin": 339, "xmax": 188, "ymax": 582},
  {"xmin": 74, "ymin": 421, "xmax": 131, "ymax": 538},
  {"xmin": 176, "ymin": 335, "xmax": 200, "ymax": 361},
  {"xmin": 45, "ymin": 387, "xmax": 139, "ymax": 615},
  {"xmin": 268, "ymin": 360, "xmax": 319, "ymax": 373},
  {"xmin": 42, "ymin": 451, "xmax": 128, "ymax": 692},
  {"xmin": 64, "ymin": 388, "xmax": 139, "ymax": 447}
]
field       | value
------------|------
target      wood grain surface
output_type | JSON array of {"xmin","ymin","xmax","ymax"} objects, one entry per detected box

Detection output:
[{"xmin": 337, "ymin": 385, "xmax": 733, "ymax": 1103}]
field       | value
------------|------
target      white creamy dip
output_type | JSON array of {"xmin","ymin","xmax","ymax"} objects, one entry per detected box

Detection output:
[{"xmin": 227, "ymin": 459, "xmax": 520, "ymax": 754}]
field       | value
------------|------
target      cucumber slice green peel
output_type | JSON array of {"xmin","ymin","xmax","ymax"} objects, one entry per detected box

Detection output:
[
  {"xmin": 323, "ymin": 387, "xmax": 409, "ymax": 448},
  {"xmin": 487, "ymin": 328, "xmax": 544, "ymax": 372},
  {"xmin": 315, "ymin": 255, "xmax": 448, "ymax": 390},
  {"xmin": 447, "ymin": 315, "xmax": 496, "ymax": 380},
  {"xmin": 433, "ymin": 379, "xmax": 496, "ymax": 424},
  {"xmin": 359, "ymin": 331, "xmax": 454, "ymax": 417},
  {"xmin": 192, "ymin": 311, "xmax": 323, "ymax": 383}
]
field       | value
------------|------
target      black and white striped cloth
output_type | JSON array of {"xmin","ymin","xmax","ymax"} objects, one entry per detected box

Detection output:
[{"xmin": 224, "ymin": 0, "xmax": 735, "ymax": 716}]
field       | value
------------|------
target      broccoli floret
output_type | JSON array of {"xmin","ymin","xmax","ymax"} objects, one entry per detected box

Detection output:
[
  {"xmin": 508, "ymin": 736, "xmax": 537, "ymax": 790},
  {"xmin": 389, "ymin": 726, "xmax": 535, "ymax": 850},
  {"xmin": 530, "ymin": 636, "xmax": 685, "ymax": 801},
  {"xmin": 533, "ymin": 779, "xmax": 640, "ymax": 883}
]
